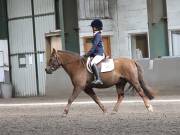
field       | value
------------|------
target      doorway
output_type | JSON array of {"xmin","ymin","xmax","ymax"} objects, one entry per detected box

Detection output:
[{"xmin": 131, "ymin": 34, "xmax": 149, "ymax": 59}]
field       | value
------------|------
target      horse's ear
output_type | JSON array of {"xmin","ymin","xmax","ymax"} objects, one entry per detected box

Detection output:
[{"xmin": 52, "ymin": 48, "xmax": 56, "ymax": 54}]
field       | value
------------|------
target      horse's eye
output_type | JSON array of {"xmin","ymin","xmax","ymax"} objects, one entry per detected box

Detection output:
[{"xmin": 48, "ymin": 59, "xmax": 53, "ymax": 65}]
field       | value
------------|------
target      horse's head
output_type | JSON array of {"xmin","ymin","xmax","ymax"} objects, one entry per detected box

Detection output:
[{"xmin": 45, "ymin": 49, "xmax": 62, "ymax": 74}]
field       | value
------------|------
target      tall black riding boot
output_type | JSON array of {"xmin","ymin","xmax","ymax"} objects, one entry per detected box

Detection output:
[{"xmin": 91, "ymin": 64, "xmax": 103, "ymax": 85}]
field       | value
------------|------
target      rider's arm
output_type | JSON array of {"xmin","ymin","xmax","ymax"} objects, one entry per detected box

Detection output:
[{"xmin": 86, "ymin": 33, "xmax": 101, "ymax": 56}]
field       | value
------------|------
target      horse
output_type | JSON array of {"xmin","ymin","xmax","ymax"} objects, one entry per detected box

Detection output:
[{"xmin": 45, "ymin": 49, "xmax": 154, "ymax": 116}]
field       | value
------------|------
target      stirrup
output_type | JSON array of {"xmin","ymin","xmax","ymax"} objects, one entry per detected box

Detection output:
[{"xmin": 92, "ymin": 79, "xmax": 103, "ymax": 85}]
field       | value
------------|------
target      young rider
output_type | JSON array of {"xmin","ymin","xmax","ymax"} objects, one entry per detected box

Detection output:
[{"xmin": 84, "ymin": 19, "xmax": 105, "ymax": 85}]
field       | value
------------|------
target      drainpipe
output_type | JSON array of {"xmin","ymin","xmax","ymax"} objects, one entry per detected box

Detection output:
[
  {"xmin": 5, "ymin": 0, "xmax": 12, "ymax": 83},
  {"xmin": 31, "ymin": 0, "xmax": 40, "ymax": 96},
  {"xmin": 59, "ymin": 0, "xmax": 65, "ymax": 50}
]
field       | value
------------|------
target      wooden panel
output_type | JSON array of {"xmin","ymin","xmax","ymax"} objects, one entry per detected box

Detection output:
[
  {"xmin": 77, "ymin": 0, "xmax": 84, "ymax": 19},
  {"xmin": 99, "ymin": 0, "xmax": 105, "ymax": 17},
  {"xmin": 104, "ymin": 0, "xmax": 110, "ymax": 17},
  {"xmin": 83, "ymin": 38, "xmax": 92, "ymax": 53},
  {"xmin": 45, "ymin": 35, "xmax": 62, "ymax": 63},
  {"xmin": 51, "ymin": 36, "xmax": 62, "ymax": 51},
  {"xmin": 45, "ymin": 37, "xmax": 51, "ymax": 64},
  {"xmin": 89, "ymin": 0, "xmax": 95, "ymax": 18},
  {"xmin": 77, "ymin": 0, "xmax": 111, "ymax": 19},
  {"xmin": 94, "ymin": 0, "xmax": 100, "ymax": 17},
  {"xmin": 85, "ymin": 0, "xmax": 90, "ymax": 18},
  {"xmin": 103, "ymin": 36, "xmax": 111, "ymax": 56}
]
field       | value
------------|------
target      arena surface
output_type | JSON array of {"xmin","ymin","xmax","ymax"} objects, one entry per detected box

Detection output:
[{"xmin": 0, "ymin": 96, "xmax": 180, "ymax": 135}]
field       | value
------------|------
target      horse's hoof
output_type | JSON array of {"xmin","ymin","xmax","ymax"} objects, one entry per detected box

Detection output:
[
  {"xmin": 147, "ymin": 104, "xmax": 154, "ymax": 112},
  {"xmin": 103, "ymin": 110, "xmax": 108, "ymax": 115},
  {"xmin": 111, "ymin": 111, "xmax": 118, "ymax": 115},
  {"xmin": 61, "ymin": 113, "xmax": 68, "ymax": 118},
  {"xmin": 92, "ymin": 80, "xmax": 103, "ymax": 85}
]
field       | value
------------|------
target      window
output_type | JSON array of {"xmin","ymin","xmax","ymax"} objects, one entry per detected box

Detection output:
[
  {"xmin": 172, "ymin": 31, "xmax": 180, "ymax": 56},
  {"xmin": 131, "ymin": 34, "xmax": 149, "ymax": 59},
  {"xmin": 18, "ymin": 54, "xmax": 26, "ymax": 68}
]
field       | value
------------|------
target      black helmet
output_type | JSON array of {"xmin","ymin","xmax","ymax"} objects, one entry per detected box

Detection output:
[{"xmin": 90, "ymin": 19, "xmax": 103, "ymax": 30}]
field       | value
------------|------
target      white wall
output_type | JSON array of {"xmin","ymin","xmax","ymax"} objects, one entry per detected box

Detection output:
[
  {"xmin": 166, "ymin": 0, "xmax": 180, "ymax": 29},
  {"xmin": 166, "ymin": 0, "xmax": 180, "ymax": 56},
  {"xmin": 111, "ymin": 0, "xmax": 180, "ymax": 58},
  {"xmin": 109, "ymin": 0, "xmax": 149, "ymax": 58}
]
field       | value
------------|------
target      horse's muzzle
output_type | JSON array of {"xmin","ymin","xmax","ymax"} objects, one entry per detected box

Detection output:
[{"xmin": 45, "ymin": 68, "xmax": 52, "ymax": 74}]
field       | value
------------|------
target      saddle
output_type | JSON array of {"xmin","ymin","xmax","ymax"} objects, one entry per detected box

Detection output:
[{"xmin": 86, "ymin": 56, "xmax": 114, "ymax": 73}]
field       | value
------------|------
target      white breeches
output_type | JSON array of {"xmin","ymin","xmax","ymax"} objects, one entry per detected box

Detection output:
[{"xmin": 91, "ymin": 54, "xmax": 105, "ymax": 66}]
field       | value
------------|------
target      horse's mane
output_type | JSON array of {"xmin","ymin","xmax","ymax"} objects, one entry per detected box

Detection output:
[
  {"xmin": 57, "ymin": 50, "xmax": 81, "ymax": 59},
  {"xmin": 57, "ymin": 50, "xmax": 86, "ymax": 67}
]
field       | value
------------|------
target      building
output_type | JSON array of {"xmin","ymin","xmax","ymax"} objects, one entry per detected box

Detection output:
[
  {"xmin": 0, "ymin": 0, "xmax": 68, "ymax": 96},
  {"xmin": 78, "ymin": 0, "xmax": 180, "ymax": 59},
  {"xmin": 0, "ymin": 0, "xmax": 180, "ymax": 97}
]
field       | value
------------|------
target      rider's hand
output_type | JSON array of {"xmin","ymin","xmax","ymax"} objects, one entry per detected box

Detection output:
[{"xmin": 83, "ymin": 54, "xmax": 89, "ymax": 58}]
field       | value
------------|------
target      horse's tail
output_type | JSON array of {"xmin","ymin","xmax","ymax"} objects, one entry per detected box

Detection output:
[{"xmin": 135, "ymin": 61, "xmax": 154, "ymax": 100}]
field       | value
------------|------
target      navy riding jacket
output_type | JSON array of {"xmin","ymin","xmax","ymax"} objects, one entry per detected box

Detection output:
[{"xmin": 87, "ymin": 32, "xmax": 104, "ymax": 57}]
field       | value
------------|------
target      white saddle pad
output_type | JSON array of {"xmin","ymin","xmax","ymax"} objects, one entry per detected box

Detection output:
[{"xmin": 86, "ymin": 57, "xmax": 114, "ymax": 73}]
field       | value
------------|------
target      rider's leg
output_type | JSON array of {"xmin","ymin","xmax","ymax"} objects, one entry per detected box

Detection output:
[
  {"xmin": 91, "ymin": 55, "xmax": 104, "ymax": 85},
  {"xmin": 91, "ymin": 64, "xmax": 103, "ymax": 84}
]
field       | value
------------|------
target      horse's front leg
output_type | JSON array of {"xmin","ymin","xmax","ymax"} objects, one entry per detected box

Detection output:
[{"xmin": 62, "ymin": 87, "xmax": 82, "ymax": 117}]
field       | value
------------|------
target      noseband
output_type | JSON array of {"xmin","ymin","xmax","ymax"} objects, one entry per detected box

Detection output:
[{"xmin": 48, "ymin": 54, "xmax": 62, "ymax": 72}]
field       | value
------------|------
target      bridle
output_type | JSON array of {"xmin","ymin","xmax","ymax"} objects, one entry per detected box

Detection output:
[
  {"xmin": 48, "ymin": 54, "xmax": 62, "ymax": 72},
  {"xmin": 49, "ymin": 54, "xmax": 84, "ymax": 71}
]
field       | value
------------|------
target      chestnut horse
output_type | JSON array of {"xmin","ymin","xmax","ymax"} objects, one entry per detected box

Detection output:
[{"xmin": 45, "ymin": 49, "xmax": 154, "ymax": 116}]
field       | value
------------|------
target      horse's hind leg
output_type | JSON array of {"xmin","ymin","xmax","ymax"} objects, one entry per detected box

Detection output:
[
  {"xmin": 131, "ymin": 81, "xmax": 153, "ymax": 112},
  {"xmin": 84, "ymin": 88, "xmax": 107, "ymax": 114},
  {"xmin": 112, "ymin": 80, "xmax": 127, "ymax": 113}
]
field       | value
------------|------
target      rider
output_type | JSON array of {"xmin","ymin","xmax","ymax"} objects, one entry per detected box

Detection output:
[{"xmin": 84, "ymin": 19, "xmax": 105, "ymax": 85}]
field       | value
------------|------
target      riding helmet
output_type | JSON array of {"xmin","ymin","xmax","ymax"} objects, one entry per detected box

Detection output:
[{"xmin": 90, "ymin": 19, "xmax": 103, "ymax": 30}]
